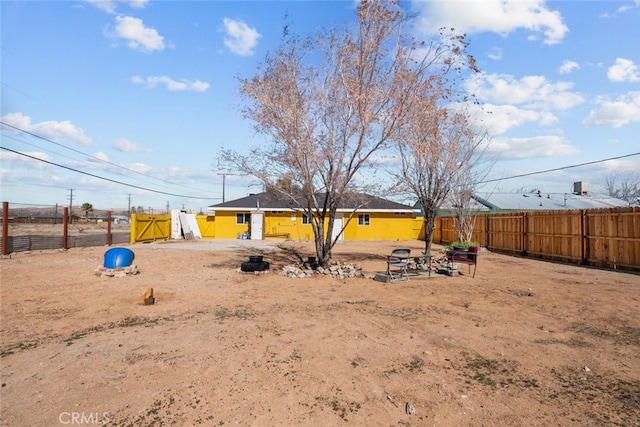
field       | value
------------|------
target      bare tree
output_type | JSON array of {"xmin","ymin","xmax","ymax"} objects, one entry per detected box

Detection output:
[
  {"xmin": 604, "ymin": 171, "xmax": 640, "ymax": 204},
  {"xmin": 450, "ymin": 154, "xmax": 495, "ymax": 245},
  {"xmin": 450, "ymin": 179, "xmax": 493, "ymax": 245},
  {"xmin": 392, "ymin": 99, "xmax": 489, "ymax": 255},
  {"xmin": 222, "ymin": 1, "xmax": 472, "ymax": 266},
  {"xmin": 451, "ymin": 185, "xmax": 476, "ymax": 243}
]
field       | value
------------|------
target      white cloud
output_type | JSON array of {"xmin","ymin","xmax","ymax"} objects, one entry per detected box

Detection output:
[
  {"xmin": 607, "ymin": 58, "xmax": 640, "ymax": 82},
  {"xmin": 413, "ymin": 0, "xmax": 568, "ymax": 44},
  {"xmin": 559, "ymin": 60, "xmax": 580, "ymax": 75},
  {"xmin": 92, "ymin": 151, "xmax": 110, "ymax": 162},
  {"xmin": 84, "ymin": 0, "xmax": 148, "ymax": 14},
  {"xmin": 131, "ymin": 75, "xmax": 210, "ymax": 92},
  {"xmin": 108, "ymin": 15, "xmax": 165, "ymax": 53},
  {"xmin": 222, "ymin": 18, "xmax": 261, "ymax": 56},
  {"xmin": 126, "ymin": 162, "xmax": 153, "ymax": 173},
  {"xmin": 468, "ymin": 73, "xmax": 584, "ymax": 110},
  {"xmin": 0, "ymin": 112, "xmax": 93, "ymax": 145},
  {"xmin": 602, "ymin": 159, "xmax": 640, "ymax": 173},
  {"xmin": 469, "ymin": 103, "xmax": 557, "ymax": 135},
  {"xmin": 0, "ymin": 150, "xmax": 51, "ymax": 169},
  {"xmin": 487, "ymin": 135, "xmax": 579, "ymax": 159},
  {"xmin": 618, "ymin": 0, "xmax": 640, "ymax": 13},
  {"xmin": 463, "ymin": 72, "xmax": 587, "ymax": 136},
  {"xmin": 486, "ymin": 47, "xmax": 503, "ymax": 60},
  {"xmin": 113, "ymin": 138, "xmax": 150, "ymax": 153},
  {"xmin": 582, "ymin": 92, "xmax": 640, "ymax": 128}
]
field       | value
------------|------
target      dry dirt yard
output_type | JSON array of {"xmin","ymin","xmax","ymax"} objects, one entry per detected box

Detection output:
[{"xmin": 1, "ymin": 239, "xmax": 639, "ymax": 426}]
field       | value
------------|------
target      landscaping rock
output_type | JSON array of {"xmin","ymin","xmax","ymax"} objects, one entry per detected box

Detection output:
[
  {"xmin": 94, "ymin": 264, "xmax": 140, "ymax": 277},
  {"xmin": 281, "ymin": 260, "xmax": 363, "ymax": 279},
  {"xmin": 143, "ymin": 287, "xmax": 155, "ymax": 305}
]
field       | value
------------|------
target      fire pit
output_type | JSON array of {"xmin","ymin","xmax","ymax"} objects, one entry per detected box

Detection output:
[{"xmin": 240, "ymin": 255, "xmax": 270, "ymax": 272}]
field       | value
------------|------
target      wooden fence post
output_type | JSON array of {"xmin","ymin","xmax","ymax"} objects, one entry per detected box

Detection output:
[
  {"xmin": 522, "ymin": 212, "xmax": 527, "ymax": 256},
  {"xmin": 485, "ymin": 214, "xmax": 490, "ymax": 249},
  {"xmin": 2, "ymin": 201, "xmax": 8, "ymax": 256},
  {"xmin": 580, "ymin": 209, "xmax": 587, "ymax": 265},
  {"xmin": 107, "ymin": 211, "xmax": 112, "ymax": 246},
  {"xmin": 63, "ymin": 207, "xmax": 69, "ymax": 250},
  {"xmin": 130, "ymin": 214, "xmax": 135, "ymax": 244}
]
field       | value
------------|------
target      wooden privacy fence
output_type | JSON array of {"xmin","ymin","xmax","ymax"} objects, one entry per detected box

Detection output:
[{"xmin": 435, "ymin": 207, "xmax": 640, "ymax": 271}]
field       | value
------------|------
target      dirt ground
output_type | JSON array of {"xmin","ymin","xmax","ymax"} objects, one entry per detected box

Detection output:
[{"xmin": 1, "ymin": 238, "xmax": 639, "ymax": 426}]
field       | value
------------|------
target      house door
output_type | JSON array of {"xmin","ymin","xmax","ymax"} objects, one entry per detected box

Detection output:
[
  {"xmin": 331, "ymin": 213, "xmax": 344, "ymax": 242},
  {"xmin": 250, "ymin": 211, "xmax": 264, "ymax": 240}
]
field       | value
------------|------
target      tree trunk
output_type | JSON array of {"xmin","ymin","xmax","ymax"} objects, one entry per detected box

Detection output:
[
  {"xmin": 422, "ymin": 212, "xmax": 436, "ymax": 256},
  {"xmin": 312, "ymin": 216, "xmax": 332, "ymax": 267}
]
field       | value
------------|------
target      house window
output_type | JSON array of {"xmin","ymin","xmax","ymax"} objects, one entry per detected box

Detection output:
[
  {"xmin": 271, "ymin": 210, "xmax": 284, "ymax": 214},
  {"xmin": 394, "ymin": 212, "xmax": 406, "ymax": 216},
  {"xmin": 302, "ymin": 214, "xmax": 312, "ymax": 225},
  {"xmin": 236, "ymin": 213, "xmax": 251, "ymax": 224},
  {"xmin": 358, "ymin": 214, "xmax": 370, "ymax": 225}
]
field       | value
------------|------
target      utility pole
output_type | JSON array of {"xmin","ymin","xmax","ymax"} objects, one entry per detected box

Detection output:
[
  {"xmin": 128, "ymin": 194, "xmax": 132, "ymax": 218},
  {"xmin": 217, "ymin": 172, "xmax": 239, "ymax": 203},
  {"xmin": 217, "ymin": 173, "xmax": 227, "ymax": 203},
  {"xmin": 67, "ymin": 189, "xmax": 74, "ymax": 223}
]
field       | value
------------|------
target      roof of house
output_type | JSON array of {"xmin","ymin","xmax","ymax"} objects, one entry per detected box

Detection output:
[
  {"xmin": 208, "ymin": 191, "xmax": 417, "ymax": 213},
  {"xmin": 472, "ymin": 191, "xmax": 630, "ymax": 211}
]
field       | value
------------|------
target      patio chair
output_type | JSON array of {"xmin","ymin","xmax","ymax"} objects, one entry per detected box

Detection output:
[{"xmin": 386, "ymin": 248, "xmax": 411, "ymax": 281}]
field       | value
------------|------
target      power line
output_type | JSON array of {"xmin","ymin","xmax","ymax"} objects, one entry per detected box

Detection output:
[
  {"xmin": 0, "ymin": 121, "xmax": 217, "ymax": 196},
  {"xmin": 1, "ymin": 82, "xmax": 41, "ymax": 104},
  {"xmin": 6, "ymin": 116, "xmax": 636, "ymax": 195},
  {"xmin": 2, "ymin": 132, "xmax": 190, "ymax": 195},
  {"xmin": 0, "ymin": 146, "xmax": 217, "ymax": 200},
  {"xmin": 478, "ymin": 152, "xmax": 640, "ymax": 184}
]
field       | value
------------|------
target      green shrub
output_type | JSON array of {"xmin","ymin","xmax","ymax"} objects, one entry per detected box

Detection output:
[{"xmin": 446, "ymin": 240, "xmax": 479, "ymax": 250}]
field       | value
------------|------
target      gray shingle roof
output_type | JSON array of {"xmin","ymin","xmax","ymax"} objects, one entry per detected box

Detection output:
[{"xmin": 208, "ymin": 192, "xmax": 416, "ymax": 212}]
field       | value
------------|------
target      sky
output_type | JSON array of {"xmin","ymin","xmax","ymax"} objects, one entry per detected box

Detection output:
[{"xmin": 1, "ymin": 0, "xmax": 639, "ymax": 213}]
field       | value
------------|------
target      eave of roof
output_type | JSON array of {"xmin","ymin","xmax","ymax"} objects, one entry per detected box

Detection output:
[{"xmin": 207, "ymin": 191, "xmax": 417, "ymax": 212}]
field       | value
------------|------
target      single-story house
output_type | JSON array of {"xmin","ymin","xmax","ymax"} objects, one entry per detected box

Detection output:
[{"xmin": 206, "ymin": 191, "xmax": 422, "ymax": 241}]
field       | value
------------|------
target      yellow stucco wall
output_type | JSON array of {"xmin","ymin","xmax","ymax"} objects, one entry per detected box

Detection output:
[
  {"xmin": 264, "ymin": 211, "xmax": 312, "ymax": 240},
  {"xmin": 199, "ymin": 211, "xmax": 251, "ymax": 239},
  {"xmin": 342, "ymin": 212, "xmax": 423, "ymax": 240},
  {"xmin": 198, "ymin": 210, "xmax": 422, "ymax": 241}
]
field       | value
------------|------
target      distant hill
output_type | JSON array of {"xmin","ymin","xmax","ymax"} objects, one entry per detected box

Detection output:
[{"xmin": 5, "ymin": 206, "xmax": 130, "ymax": 219}]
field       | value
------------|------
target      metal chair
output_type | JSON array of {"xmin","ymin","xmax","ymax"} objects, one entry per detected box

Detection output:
[{"xmin": 386, "ymin": 248, "xmax": 411, "ymax": 281}]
